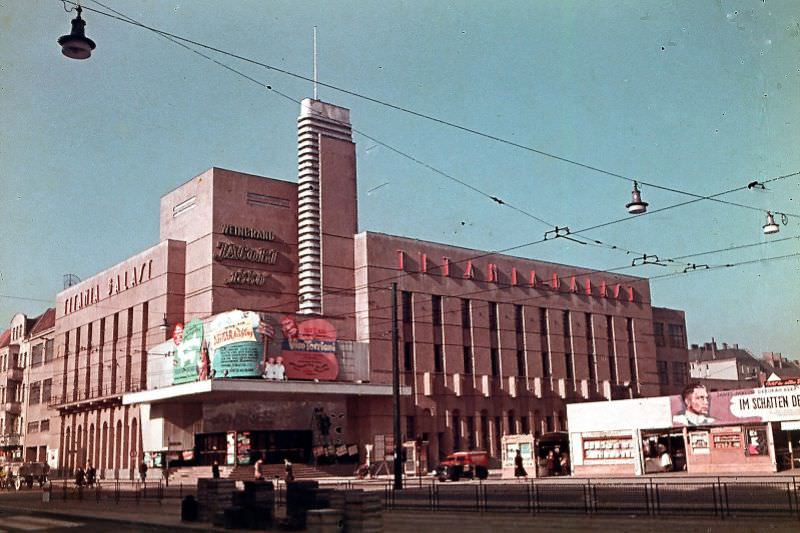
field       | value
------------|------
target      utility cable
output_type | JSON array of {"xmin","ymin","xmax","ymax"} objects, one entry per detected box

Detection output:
[{"xmin": 66, "ymin": 1, "xmax": 800, "ymax": 220}]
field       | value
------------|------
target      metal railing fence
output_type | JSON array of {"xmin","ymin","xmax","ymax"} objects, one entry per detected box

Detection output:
[{"xmin": 381, "ymin": 478, "xmax": 800, "ymax": 519}]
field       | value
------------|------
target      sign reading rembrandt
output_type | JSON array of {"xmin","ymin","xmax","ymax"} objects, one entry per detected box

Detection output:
[{"xmin": 170, "ymin": 310, "xmax": 340, "ymax": 384}]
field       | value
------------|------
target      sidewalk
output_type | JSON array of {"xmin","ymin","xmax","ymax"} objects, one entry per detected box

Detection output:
[{"xmin": 0, "ymin": 491, "xmax": 213, "ymax": 531}]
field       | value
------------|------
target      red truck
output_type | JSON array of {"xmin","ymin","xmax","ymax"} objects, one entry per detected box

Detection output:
[{"xmin": 435, "ymin": 451, "xmax": 489, "ymax": 481}]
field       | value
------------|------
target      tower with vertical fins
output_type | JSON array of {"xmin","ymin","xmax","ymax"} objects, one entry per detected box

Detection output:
[{"xmin": 296, "ymin": 99, "xmax": 355, "ymax": 315}]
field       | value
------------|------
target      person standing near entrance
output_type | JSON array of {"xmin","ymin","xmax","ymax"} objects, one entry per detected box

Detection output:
[
  {"xmin": 514, "ymin": 449, "xmax": 528, "ymax": 479},
  {"xmin": 212, "ymin": 460, "xmax": 220, "ymax": 479},
  {"xmin": 284, "ymin": 458, "xmax": 294, "ymax": 483},
  {"xmin": 254, "ymin": 457, "xmax": 264, "ymax": 480}
]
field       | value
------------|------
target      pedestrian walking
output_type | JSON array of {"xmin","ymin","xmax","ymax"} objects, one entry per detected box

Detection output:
[
  {"xmin": 75, "ymin": 466, "xmax": 85, "ymax": 488},
  {"xmin": 138, "ymin": 461, "xmax": 148, "ymax": 482},
  {"xmin": 212, "ymin": 460, "xmax": 221, "ymax": 479}
]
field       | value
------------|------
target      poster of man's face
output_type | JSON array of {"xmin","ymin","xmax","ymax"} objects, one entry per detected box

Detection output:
[
  {"xmin": 685, "ymin": 385, "xmax": 710, "ymax": 416},
  {"xmin": 672, "ymin": 383, "xmax": 715, "ymax": 426}
]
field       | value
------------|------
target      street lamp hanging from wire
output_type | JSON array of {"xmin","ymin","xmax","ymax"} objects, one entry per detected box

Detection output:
[{"xmin": 58, "ymin": 4, "xmax": 96, "ymax": 60}]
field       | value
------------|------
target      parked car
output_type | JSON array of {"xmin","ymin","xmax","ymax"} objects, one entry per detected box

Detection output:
[{"xmin": 435, "ymin": 451, "xmax": 489, "ymax": 481}]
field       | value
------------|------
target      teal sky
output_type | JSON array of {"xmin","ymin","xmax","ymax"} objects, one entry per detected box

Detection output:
[{"xmin": 1, "ymin": 1, "xmax": 798, "ymax": 356}]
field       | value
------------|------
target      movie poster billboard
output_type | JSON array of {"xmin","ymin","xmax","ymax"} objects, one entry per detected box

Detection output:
[
  {"xmin": 206, "ymin": 310, "xmax": 263, "ymax": 378},
  {"xmin": 170, "ymin": 309, "xmax": 341, "ymax": 384},
  {"xmin": 173, "ymin": 319, "xmax": 204, "ymax": 384},
  {"xmin": 671, "ymin": 384, "xmax": 800, "ymax": 428},
  {"xmin": 261, "ymin": 315, "xmax": 339, "ymax": 381}
]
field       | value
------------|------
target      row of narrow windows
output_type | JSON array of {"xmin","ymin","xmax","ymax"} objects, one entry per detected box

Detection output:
[
  {"xmin": 58, "ymin": 302, "xmax": 150, "ymax": 404},
  {"xmin": 400, "ymin": 291, "xmax": 639, "ymax": 385}
]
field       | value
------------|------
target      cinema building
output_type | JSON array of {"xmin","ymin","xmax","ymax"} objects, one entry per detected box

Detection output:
[{"xmin": 47, "ymin": 99, "xmax": 687, "ymax": 478}]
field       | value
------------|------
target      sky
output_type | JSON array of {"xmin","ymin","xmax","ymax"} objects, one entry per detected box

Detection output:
[{"xmin": 1, "ymin": 1, "xmax": 798, "ymax": 357}]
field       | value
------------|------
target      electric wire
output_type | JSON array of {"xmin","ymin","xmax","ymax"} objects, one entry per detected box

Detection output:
[{"xmin": 65, "ymin": 1, "xmax": 800, "ymax": 220}]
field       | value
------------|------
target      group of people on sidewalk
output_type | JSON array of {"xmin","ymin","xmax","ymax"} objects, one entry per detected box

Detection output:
[
  {"xmin": 74, "ymin": 464, "xmax": 97, "ymax": 487},
  {"xmin": 513, "ymin": 448, "xmax": 570, "ymax": 479}
]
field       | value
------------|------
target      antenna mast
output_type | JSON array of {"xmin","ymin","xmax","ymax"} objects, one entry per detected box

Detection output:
[{"xmin": 313, "ymin": 26, "xmax": 318, "ymax": 100}]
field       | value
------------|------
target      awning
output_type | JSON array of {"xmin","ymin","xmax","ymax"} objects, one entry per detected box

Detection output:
[{"xmin": 122, "ymin": 378, "xmax": 410, "ymax": 405}]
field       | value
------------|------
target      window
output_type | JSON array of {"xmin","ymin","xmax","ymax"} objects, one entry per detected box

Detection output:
[
  {"xmin": 45, "ymin": 339, "xmax": 54, "ymax": 363},
  {"xmin": 405, "ymin": 416, "xmax": 416, "ymax": 441},
  {"xmin": 401, "ymin": 292, "xmax": 413, "ymax": 371},
  {"xmin": 461, "ymin": 299, "xmax": 472, "ymax": 375},
  {"xmin": 627, "ymin": 318, "xmax": 637, "ymax": 383},
  {"xmin": 432, "ymin": 295, "xmax": 442, "ymax": 328},
  {"xmin": 540, "ymin": 308, "xmax": 550, "ymax": 377},
  {"xmin": 466, "ymin": 417, "xmax": 476, "ymax": 450},
  {"xmin": 41, "ymin": 379, "xmax": 52, "ymax": 403},
  {"xmin": 30, "ymin": 344, "xmax": 44, "ymax": 367},
  {"xmin": 563, "ymin": 311, "xmax": 573, "ymax": 380},
  {"xmin": 489, "ymin": 302, "xmax": 499, "ymax": 377},
  {"xmin": 403, "ymin": 341, "xmax": 413, "ymax": 372},
  {"xmin": 657, "ymin": 361, "xmax": 669, "ymax": 385},
  {"xmin": 433, "ymin": 344, "xmax": 444, "ymax": 373},
  {"xmin": 453, "ymin": 411, "xmax": 462, "ymax": 451},
  {"xmin": 606, "ymin": 316, "xmax": 617, "ymax": 383},
  {"xmin": 672, "ymin": 362, "xmax": 687, "ymax": 385},
  {"xmin": 463, "ymin": 346, "xmax": 473, "ymax": 375},
  {"xmin": 586, "ymin": 313, "xmax": 596, "ymax": 382},
  {"xmin": 401, "ymin": 291, "xmax": 413, "ymax": 325},
  {"xmin": 565, "ymin": 353, "xmax": 574, "ymax": 380},
  {"xmin": 432, "ymin": 295, "xmax": 443, "ymax": 372},
  {"xmin": 480, "ymin": 413, "xmax": 490, "ymax": 451},
  {"xmin": 514, "ymin": 305, "xmax": 526, "ymax": 377},
  {"xmin": 653, "ymin": 322, "xmax": 665, "ymax": 347},
  {"xmin": 27, "ymin": 421, "xmax": 39, "ymax": 434},
  {"xmin": 668, "ymin": 324, "xmax": 686, "ymax": 348},
  {"xmin": 542, "ymin": 351, "xmax": 551, "ymax": 377},
  {"xmin": 28, "ymin": 382, "xmax": 41, "ymax": 405},
  {"xmin": 40, "ymin": 419, "xmax": 50, "ymax": 432}
]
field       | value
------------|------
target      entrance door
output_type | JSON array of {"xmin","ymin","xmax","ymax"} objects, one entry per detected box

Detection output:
[
  {"xmin": 249, "ymin": 430, "xmax": 312, "ymax": 464},
  {"xmin": 196, "ymin": 433, "xmax": 227, "ymax": 466}
]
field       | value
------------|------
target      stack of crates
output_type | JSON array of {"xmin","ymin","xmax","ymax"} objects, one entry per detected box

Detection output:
[
  {"xmin": 196, "ymin": 478, "xmax": 235, "ymax": 522},
  {"xmin": 343, "ymin": 490, "xmax": 383, "ymax": 533}
]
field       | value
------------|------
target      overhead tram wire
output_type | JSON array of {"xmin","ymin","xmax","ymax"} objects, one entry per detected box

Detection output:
[
  {"xmin": 83, "ymin": 0, "xmax": 655, "ymax": 259},
  {"xmin": 45, "ymin": 2, "xmax": 799, "ymax": 322},
  {"xmin": 70, "ymin": 1, "xmax": 800, "ymax": 220},
  {"xmin": 77, "ymin": 0, "xmax": 800, "ymax": 267}
]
